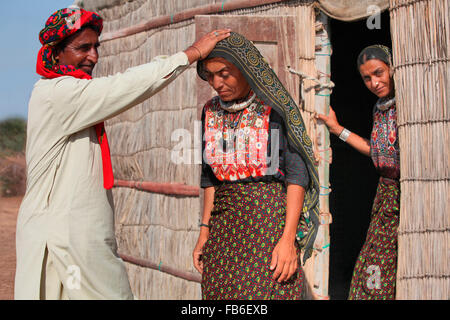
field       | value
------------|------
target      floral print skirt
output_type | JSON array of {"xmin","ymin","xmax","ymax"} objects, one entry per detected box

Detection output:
[
  {"xmin": 348, "ymin": 177, "xmax": 400, "ymax": 300},
  {"xmin": 201, "ymin": 182, "xmax": 305, "ymax": 300}
]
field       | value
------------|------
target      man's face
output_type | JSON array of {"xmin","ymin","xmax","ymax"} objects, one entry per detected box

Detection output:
[{"xmin": 55, "ymin": 27, "xmax": 100, "ymax": 76}]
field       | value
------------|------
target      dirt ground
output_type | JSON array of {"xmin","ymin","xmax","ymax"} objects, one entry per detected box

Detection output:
[{"xmin": 0, "ymin": 196, "xmax": 21, "ymax": 300}]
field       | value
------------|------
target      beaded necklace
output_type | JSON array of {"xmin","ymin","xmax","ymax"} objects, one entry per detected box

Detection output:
[
  {"xmin": 221, "ymin": 109, "xmax": 246, "ymax": 152},
  {"xmin": 219, "ymin": 91, "xmax": 256, "ymax": 151}
]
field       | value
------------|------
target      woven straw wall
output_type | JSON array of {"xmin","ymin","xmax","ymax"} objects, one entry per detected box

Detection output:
[
  {"xmin": 390, "ymin": 0, "xmax": 449, "ymax": 299},
  {"xmin": 83, "ymin": 0, "xmax": 318, "ymax": 300},
  {"xmin": 97, "ymin": 21, "xmax": 202, "ymax": 300},
  {"xmin": 80, "ymin": 0, "xmax": 226, "ymax": 33}
]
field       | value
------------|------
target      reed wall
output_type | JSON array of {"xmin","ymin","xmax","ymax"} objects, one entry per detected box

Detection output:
[{"xmin": 390, "ymin": 0, "xmax": 449, "ymax": 299}]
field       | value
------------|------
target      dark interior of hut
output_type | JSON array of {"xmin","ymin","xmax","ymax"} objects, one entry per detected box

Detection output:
[{"xmin": 327, "ymin": 11, "xmax": 392, "ymax": 300}]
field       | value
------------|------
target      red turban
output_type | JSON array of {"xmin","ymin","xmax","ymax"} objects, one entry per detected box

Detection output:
[{"xmin": 37, "ymin": 7, "xmax": 103, "ymax": 79}]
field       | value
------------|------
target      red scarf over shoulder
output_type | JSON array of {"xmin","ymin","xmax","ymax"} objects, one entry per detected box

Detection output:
[{"xmin": 36, "ymin": 7, "xmax": 114, "ymax": 189}]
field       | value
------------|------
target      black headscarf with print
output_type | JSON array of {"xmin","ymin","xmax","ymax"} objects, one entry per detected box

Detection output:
[
  {"xmin": 197, "ymin": 32, "xmax": 320, "ymax": 264},
  {"xmin": 357, "ymin": 44, "xmax": 392, "ymax": 69}
]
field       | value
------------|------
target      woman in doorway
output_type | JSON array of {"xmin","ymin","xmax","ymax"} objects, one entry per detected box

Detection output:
[
  {"xmin": 192, "ymin": 32, "xmax": 320, "ymax": 300},
  {"xmin": 317, "ymin": 45, "xmax": 399, "ymax": 299}
]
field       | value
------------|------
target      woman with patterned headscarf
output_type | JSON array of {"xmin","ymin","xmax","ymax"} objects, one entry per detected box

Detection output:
[
  {"xmin": 317, "ymin": 45, "xmax": 399, "ymax": 299},
  {"xmin": 15, "ymin": 7, "xmax": 230, "ymax": 300},
  {"xmin": 192, "ymin": 32, "xmax": 320, "ymax": 300}
]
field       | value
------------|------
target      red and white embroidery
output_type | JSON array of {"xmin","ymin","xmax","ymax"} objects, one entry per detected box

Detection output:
[{"xmin": 204, "ymin": 97, "xmax": 271, "ymax": 181}]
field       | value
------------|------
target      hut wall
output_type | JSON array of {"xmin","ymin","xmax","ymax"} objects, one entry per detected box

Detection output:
[
  {"xmin": 82, "ymin": 0, "xmax": 323, "ymax": 299},
  {"xmin": 94, "ymin": 19, "xmax": 203, "ymax": 300},
  {"xmin": 390, "ymin": 0, "xmax": 449, "ymax": 299}
]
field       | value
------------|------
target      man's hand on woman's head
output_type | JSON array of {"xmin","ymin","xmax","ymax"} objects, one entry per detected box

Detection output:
[{"xmin": 184, "ymin": 29, "xmax": 231, "ymax": 64}]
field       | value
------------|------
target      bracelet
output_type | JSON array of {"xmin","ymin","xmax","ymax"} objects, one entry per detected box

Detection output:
[
  {"xmin": 338, "ymin": 128, "xmax": 351, "ymax": 142},
  {"xmin": 190, "ymin": 45, "xmax": 202, "ymax": 60},
  {"xmin": 199, "ymin": 223, "xmax": 210, "ymax": 228}
]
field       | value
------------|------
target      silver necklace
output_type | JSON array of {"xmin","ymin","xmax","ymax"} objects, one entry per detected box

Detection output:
[
  {"xmin": 218, "ymin": 92, "xmax": 256, "ymax": 113},
  {"xmin": 376, "ymin": 97, "xmax": 396, "ymax": 111},
  {"xmin": 221, "ymin": 110, "xmax": 246, "ymax": 152}
]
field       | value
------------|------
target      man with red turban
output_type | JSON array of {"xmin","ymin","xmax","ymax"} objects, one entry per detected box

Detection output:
[{"xmin": 15, "ymin": 6, "xmax": 229, "ymax": 299}]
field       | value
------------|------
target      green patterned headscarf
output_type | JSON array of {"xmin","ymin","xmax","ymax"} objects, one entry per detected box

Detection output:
[{"xmin": 197, "ymin": 32, "xmax": 320, "ymax": 264}]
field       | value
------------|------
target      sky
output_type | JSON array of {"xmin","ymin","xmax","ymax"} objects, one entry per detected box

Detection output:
[{"xmin": 0, "ymin": 1, "xmax": 74, "ymax": 121}]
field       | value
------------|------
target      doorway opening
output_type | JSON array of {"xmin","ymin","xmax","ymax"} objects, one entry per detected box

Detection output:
[{"xmin": 327, "ymin": 11, "xmax": 392, "ymax": 300}]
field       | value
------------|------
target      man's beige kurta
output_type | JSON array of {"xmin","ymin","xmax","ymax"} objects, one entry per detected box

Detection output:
[{"xmin": 15, "ymin": 52, "xmax": 189, "ymax": 299}]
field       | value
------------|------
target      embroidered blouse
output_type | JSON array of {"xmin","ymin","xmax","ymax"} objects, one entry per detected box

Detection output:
[
  {"xmin": 370, "ymin": 98, "xmax": 400, "ymax": 179},
  {"xmin": 201, "ymin": 95, "xmax": 309, "ymax": 188}
]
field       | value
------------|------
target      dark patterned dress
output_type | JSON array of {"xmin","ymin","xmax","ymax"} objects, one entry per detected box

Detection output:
[
  {"xmin": 348, "ymin": 98, "xmax": 400, "ymax": 300},
  {"xmin": 200, "ymin": 95, "xmax": 309, "ymax": 300}
]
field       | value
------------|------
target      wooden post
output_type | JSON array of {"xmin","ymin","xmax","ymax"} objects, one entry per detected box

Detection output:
[
  {"xmin": 312, "ymin": 11, "xmax": 332, "ymax": 299},
  {"xmin": 292, "ymin": 4, "xmax": 332, "ymax": 300}
]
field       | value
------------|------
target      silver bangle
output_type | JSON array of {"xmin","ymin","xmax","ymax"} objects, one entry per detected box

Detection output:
[{"xmin": 338, "ymin": 128, "xmax": 351, "ymax": 142}]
